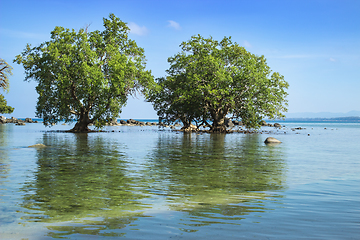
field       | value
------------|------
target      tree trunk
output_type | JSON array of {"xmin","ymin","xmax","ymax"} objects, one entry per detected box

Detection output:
[
  {"xmin": 210, "ymin": 108, "xmax": 227, "ymax": 133},
  {"xmin": 211, "ymin": 117, "xmax": 227, "ymax": 132},
  {"xmin": 69, "ymin": 111, "xmax": 92, "ymax": 133},
  {"xmin": 179, "ymin": 115, "xmax": 196, "ymax": 132}
]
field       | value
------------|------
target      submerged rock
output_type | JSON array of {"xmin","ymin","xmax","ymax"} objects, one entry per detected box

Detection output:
[
  {"xmin": 28, "ymin": 143, "xmax": 47, "ymax": 148},
  {"xmin": 181, "ymin": 124, "xmax": 198, "ymax": 132},
  {"xmin": 264, "ymin": 137, "xmax": 282, "ymax": 144}
]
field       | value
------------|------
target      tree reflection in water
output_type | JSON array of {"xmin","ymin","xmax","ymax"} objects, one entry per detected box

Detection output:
[
  {"xmin": 19, "ymin": 131, "xmax": 287, "ymax": 237},
  {"xmin": 20, "ymin": 133, "xmax": 149, "ymax": 238},
  {"xmin": 0, "ymin": 125, "xmax": 9, "ymax": 180},
  {"xmin": 0, "ymin": 125, "xmax": 10, "ymax": 200},
  {"xmin": 144, "ymin": 133, "xmax": 287, "ymax": 227}
]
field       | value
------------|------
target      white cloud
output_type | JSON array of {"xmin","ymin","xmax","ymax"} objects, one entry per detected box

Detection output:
[
  {"xmin": 329, "ymin": 58, "xmax": 336, "ymax": 62},
  {"xmin": 167, "ymin": 20, "xmax": 181, "ymax": 30},
  {"xmin": 128, "ymin": 22, "xmax": 149, "ymax": 36},
  {"xmin": 243, "ymin": 40, "xmax": 252, "ymax": 48}
]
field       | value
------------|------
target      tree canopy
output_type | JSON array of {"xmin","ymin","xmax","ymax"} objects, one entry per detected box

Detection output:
[
  {"xmin": 148, "ymin": 35, "xmax": 289, "ymax": 132},
  {"xmin": 15, "ymin": 14, "xmax": 154, "ymax": 132},
  {"xmin": 0, "ymin": 58, "xmax": 14, "ymax": 114}
]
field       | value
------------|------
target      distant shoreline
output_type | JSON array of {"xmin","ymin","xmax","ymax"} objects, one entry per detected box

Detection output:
[
  {"xmin": 2, "ymin": 116, "xmax": 360, "ymax": 124},
  {"xmin": 267, "ymin": 116, "xmax": 360, "ymax": 122}
]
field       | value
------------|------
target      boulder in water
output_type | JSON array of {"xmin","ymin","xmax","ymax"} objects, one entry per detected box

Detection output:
[
  {"xmin": 264, "ymin": 137, "xmax": 282, "ymax": 144},
  {"xmin": 28, "ymin": 143, "xmax": 47, "ymax": 148}
]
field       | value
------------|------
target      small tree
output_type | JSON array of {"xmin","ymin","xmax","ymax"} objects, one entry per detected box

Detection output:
[
  {"xmin": 148, "ymin": 35, "xmax": 289, "ymax": 132},
  {"xmin": 0, "ymin": 58, "xmax": 14, "ymax": 114},
  {"xmin": 15, "ymin": 14, "xmax": 154, "ymax": 132}
]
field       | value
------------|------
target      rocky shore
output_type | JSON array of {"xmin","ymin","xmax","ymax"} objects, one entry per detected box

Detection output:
[
  {"xmin": 1, "ymin": 116, "xmax": 283, "ymax": 132},
  {"xmin": 106, "ymin": 118, "xmax": 159, "ymax": 127},
  {"xmin": 0, "ymin": 116, "xmax": 38, "ymax": 125},
  {"xmin": 106, "ymin": 118, "xmax": 283, "ymax": 132}
]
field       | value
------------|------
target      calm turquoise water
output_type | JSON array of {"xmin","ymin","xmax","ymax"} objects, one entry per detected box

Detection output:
[{"xmin": 0, "ymin": 121, "xmax": 359, "ymax": 239}]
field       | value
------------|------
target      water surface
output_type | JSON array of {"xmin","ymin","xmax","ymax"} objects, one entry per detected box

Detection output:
[{"xmin": 0, "ymin": 122, "xmax": 359, "ymax": 239}]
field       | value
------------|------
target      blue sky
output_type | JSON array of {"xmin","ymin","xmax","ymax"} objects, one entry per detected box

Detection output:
[{"xmin": 1, "ymin": 0, "xmax": 359, "ymax": 119}]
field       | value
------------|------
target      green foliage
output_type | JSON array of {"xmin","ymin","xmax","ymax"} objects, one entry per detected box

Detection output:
[
  {"xmin": 148, "ymin": 35, "xmax": 289, "ymax": 131},
  {"xmin": 0, "ymin": 59, "xmax": 14, "ymax": 114},
  {"xmin": 0, "ymin": 94, "xmax": 14, "ymax": 114},
  {"xmin": 0, "ymin": 58, "xmax": 13, "ymax": 92},
  {"xmin": 15, "ymin": 14, "xmax": 154, "ymax": 131}
]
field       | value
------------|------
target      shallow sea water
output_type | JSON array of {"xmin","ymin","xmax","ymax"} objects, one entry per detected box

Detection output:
[{"xmin": 0, "ymin": 121, "xmax": 359, "ymax": 239}]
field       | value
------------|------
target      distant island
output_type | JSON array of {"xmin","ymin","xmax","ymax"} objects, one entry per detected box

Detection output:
[{"xmin": 271, "ymin": 116, "xmax": 360, "ymax": 122}]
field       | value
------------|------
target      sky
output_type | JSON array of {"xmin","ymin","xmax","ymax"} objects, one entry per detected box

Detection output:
[{"xmin": 1, "ymin": 0, "xmax": 359, "ymax": 119}]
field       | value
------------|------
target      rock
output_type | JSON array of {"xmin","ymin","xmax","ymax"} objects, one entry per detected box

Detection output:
[
  {"xmin": 16, "ymin": 122, "xmax": 26, "ymax": 126},
  {"xmin": 120, "ymin": 120, "xmax": 127, "ymax": 124},
  {"xmin": 105, "ymin": 118, "xmax": 120, "ymax": 126},
  {"xmin": 158, "ymin": 122, "xmax": 167, "ymax": 127},
  {"xmin": 261, "ymin": 120, "xmax": 268, "ymax": 126},
  {"xmin": 232, "ymin": 120, "xmax": 243, "ymax": 126},
  {"xmin": 274, "ymin": 123, "xmax": 282, "ymax": 128},
  {"xmin": 225, "ymin": 118, "xmax": 234, "ymax": 128},
  {"xmin": 28, "ymin": 143, "xmax": 47, "ymax": 148},
  {"xmin": 190, "ymin": 124, "xmax": 197, "ymax": 129},
  {"xmin": 0, "ymin": 116, "xmax": 6, "ymax": 123},
  {"xmin": 25, "ymin": 118, "xmax": 33, "ymax": 123},
  {"xmin": 127, "ymin": 119, "xmax": 138, "ymax": 124},
  {"xmin": 181, "ymin": 124, "xmax": 197, "ymax": 132},
  {"xmin": 264, "ymin": 137, "xmax": 282, "ymax": 144},
  {"xmin": 108, "ymin": 118, "xmax": 119, "ymax": 126}
]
